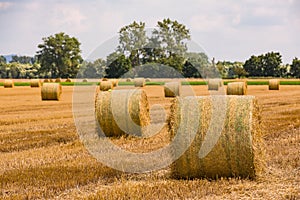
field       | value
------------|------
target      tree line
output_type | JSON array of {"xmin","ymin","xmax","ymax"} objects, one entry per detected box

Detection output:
[{"xmin": 0, "ymin": 19, "xmax": 299, "ymax": 79}]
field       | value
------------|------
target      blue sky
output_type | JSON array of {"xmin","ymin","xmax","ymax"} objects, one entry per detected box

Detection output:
[{"xmin": 0, "ymin": 0, "xmax": 299, "ymax": 63}]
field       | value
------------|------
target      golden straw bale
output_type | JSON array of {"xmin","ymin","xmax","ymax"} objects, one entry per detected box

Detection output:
[
  {"xmin": 4, "ymin": 80, "xmax": 14, "ymax": 88},
  {"xmin": 30, "ymin": 79, "xmax": 41, "ymax": 87},
  {"xmin": 169, "ymin": 95, "xmax": 265, "ymax": 179},
  {"xmin": 102, "ymin": 78, "xmax": 108, "ymax": 81},
  {"xmin": 55, "ymin": 78, "xmax": 61, "ymax": 83},
  {"xmin": 145, "ymin": 78, "xmax": 151, "ymax": 82},
  {"xmin": 110, "ymin": 79, "xmax": 119, "ymax": 87},
  {"xmin": 82, "ymin": 79, "xmax": 88, "ymax": 82},
  {"xmin": 134, "ymin": 78, "xmax": 145, "ymax": 87},
  {"xmin": 164, "ymin": 82, "xmax": 181, "ymax": 97},
  {"xmin": 44, "ymin": 79, "xmax": 49, "ymax": 83},
  {"xmin": 100, "ymin": 81, "xmax": 113, "ymax": 91},
  {"xmin": 95, "ymin": 89, "xmax": 150, "ymax": 137},
  {"xmin": 269, "ymin": 79, "xmax": 279, "ymax": 90},
  {"xmin": 41, "ymin": 83, "xmax": 62, "ymax": 100},
  {"xmin": 65, "ymin": 78, "xmax": 72, "ymax": 82},
  {"xmin": 227, "ymin": 82, "xmax": 247, "ymax": 95},
  {"xmin": 208, "ymin": 79, "xmax": 222, "ymax": 90},
  {"xmin": 126, "ymin": 78, "xmax": 132, "ymax": 82}
]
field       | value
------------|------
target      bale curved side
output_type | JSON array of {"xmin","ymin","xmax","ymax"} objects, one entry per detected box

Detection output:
[
  {"xmin": 100, "ymin": 81, "xmax": 113, "ymax": 91},
  {"xmin": 4, "ymin": 80, "xmax": 14, "ymax": 88},
  {"xmin": 134, "ymin": 78, "xmax": 145, "ymax": 87},
  {"xmin": 126, "ymin": 78, "xmax": 132, "ymax": 82},
  {"xmin": 164, "ymin": 82, "xmax": 181, "ymax": 97},
  {"xmin": 169, "ymin": 95, "xmax": 264, "ymax": 179},
  {"xmin": 208, "ymin": 79, "xmax": 222, "ymax": 90},
  {"xmin": 95, "ymin": 89, "xmax": 150, "ymax": 137},
  {"xmin": 30, "ymin": 79, "xmax": 41, "ymax": 87},
  {"xmin": 65, "ymin": 78, "xmax": 72, "ymax": 82},
  {"xmin": 227, "ymin": 82, "xmax": 247, "ymax": 95},
  {"xmin": 41, "ymin": 83, "xmax": 62, "ymax": 100},
  {"xmin": 55, "ymin": 78, "xmax": 61, "ymax": 83},
  {"xmin": 269, "ymin": 79, "xmax": 279, "ymax": 90}
]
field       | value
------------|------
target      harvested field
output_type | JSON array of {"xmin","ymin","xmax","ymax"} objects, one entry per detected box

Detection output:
[{"xmin": 0, "ymin": 84, "xmax": 299, "ymax": 199}]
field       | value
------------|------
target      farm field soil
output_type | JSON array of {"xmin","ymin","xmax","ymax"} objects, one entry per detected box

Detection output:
[{"xmin": 0, "ymin": 85, "xmax": 299, "ymax": 199}]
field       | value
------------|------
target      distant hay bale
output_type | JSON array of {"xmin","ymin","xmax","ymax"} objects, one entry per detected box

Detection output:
[
  {"xmin": 102, "ymin": 78, "xmax": 108, "ymax": 81},
  {"xmin": 49, "ymin": 79, "xmax": 54, "ymax": 82},
  {"xmin": 44, "ymin": 79, "xmax": 49, "ymax": 83},
  {"xmin": 145, "ymin": 78, "xmax": 151, "ymax": 82},
  {"xmin": 134, "ymin": 78, "xmax": 145, "ymax": 87},
  {"xmin": 169, "ymin": 95, "xmax": 264, "ymax": 179},
  {"xmin": 82, "ymin": 79, "xmax": 88, "ymax": 82},
  {"xmin": 110, "ymin": 79, "xmax": 119, "ymax": 87},
  {"xmin": 227, "ymin": 82, "xmax": 247, "ymax": 95},
  {"xmin": 164, "ymin": 82, "xmax": 181, "ymax": 97},
  {"xmin": 30, "ymin": 79, "xmax": 41, "ymax": 87},
  {"xmin": 208, "ymin": 79, "xmax": 222, "ymax": 90},
  {"xmin": 65, "ymin": 78, "xmax": 72, "ymax": 82},
  {"xmin": 95, "ymin": 89, "xmax": 150, "ymax": 137},
  {"xmin": 269, "ymin": 79, "xmax": 279, "ymax": 90},
  {"xmin": 41, "ymin": 83, "xmax": 62, "ymax": 100},
  {"xmin": 100, "ymin": 81, "xmax": 113, "ymax": 91},
  {"xmin": 55, "ymin": 78, "xmax": 61, "ymax": 83},
  {"xmin": 126, "ymin": 78, "xmax": 132, "ymax": 82},
  {"xmin": 4, "ymin": 80, "xmax": 14, "ymax": 88}
]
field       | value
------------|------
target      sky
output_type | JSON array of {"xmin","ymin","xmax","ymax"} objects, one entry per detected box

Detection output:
[{"xmin": 0, "ymin": 0, "xmax": 299, "ymax": 63}]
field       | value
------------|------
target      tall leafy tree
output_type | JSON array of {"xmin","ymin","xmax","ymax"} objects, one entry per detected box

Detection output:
[
  {"xmin": 243, "ymin": 55, "xmax": 264, "ymax": 77},
  {"xmin": 290, "ymin": 57, "xmax": 300, "ymax": 78},
  {"xmin": 0, "ymin": 55, "xmax": 6, "ymax": 64},
  {"xmin": 263, "ymin": 52, "xmax": 282, "ymax": 77},
  {"xmin": 11, "ymin": 55, "xmax": 35, "ymax": 64},
  {"xmin": 36, "ymin": 32, "xmax": 82, "ymax": 78},
  {"xmin": 105, "ymin": 52, "xmax": 131, "ymax": 78}
]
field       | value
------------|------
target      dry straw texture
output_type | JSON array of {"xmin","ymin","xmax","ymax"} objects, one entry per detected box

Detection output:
[
  {"xmin": 65, "ymin": 78, "xmax": 72, "ymax": 82},
  {"xmin": 95, "ymin": 89, "xmax": 150, "ymax": 137},
  {"xmin": 30, "ymin": 79, "xmax": 41, "ymax": 87},
  {"xmin": 4, "ymin": 80, "xmax": 14, "ymax": 88},
  {"xmin": 82, "ymin": 79, "xmax": 88, "ymax": 82},
  {"xmin": 269, "ymin": 79, "xmax": 279, "ymax": 90},
  {"xmin": 102, "ymin": 78, "xmax": 108, "ymax": 81},
  {"xmin": 164, "ymin": 82, "xmax": 181, "ymax": 97},
  {"xmin": 145, "ymin": 78, "xmax": 151, "ymax": 82},
  {"xmin": 49, "ymin": 79, "xmax": 54, "ymax": 82},
  {"xmin": 126, "ymin": 78, "xmax": 132, "ymax": 82},
  {"xmin": 41, "ymin": 83, "xmax": 62, "ymax": 101},
  {"xmin": 100, "ymin": 81, "xmax": 113, "ymax": 91},
  {"xmin": 110, "ymin": 79, "xmax": 119, "ymax": 87},
  {"xmin": 134, "ymin": 78, "xmax": 145, "ymax": 87},
  {"xmin": 55, "ymin": 78, "xmax": 61, "ymax": 83},
  {"xmin": 227, "ymin": 82, "xmax": 247, "ymax": 95},
  {"xmin": 208, "ymin": 79, "xmax": 222, "ymax": 90},
  {"xmin": 169, "ymin": 95, "xmax": 264, "ymax": 179},
  {"xmin": 44, "ymin": 79, "xmax": 49, "ymax": 83}
]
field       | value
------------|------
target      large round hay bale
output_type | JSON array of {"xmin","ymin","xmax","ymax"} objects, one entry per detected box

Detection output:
[
  {"xmin": 41, "ymin": 83, "xmax": 62, "ymax": 100},
  {"xmin": 110, "ymin": 79, "xmax": 119, "ymax": 87},
  {"xmin": 55, "ymin": 78, "xmax": 61, "ymax": 83},
  {"xmin": 65, "ymin": 78, "xmax": 72, "ymax": 82},
  {"xmin": 269, "ymin": 79, "xmax": 279, "ymax": 90},
  {"xmin": 227, "ymin": 82, "xmax": 247, "ymax": 95},
  {"xmin": 4, "ymin": 80, "xmax": 14, "ymax": 88},
  {"xmin": 100, "ymin": 81, "xmax": 113, "ymax": 91},
  {"xmin": 95, "ymin": 89, "xmax": 150, "ymax": 137},
  {"xmin": 126, "ymin": 78, "xmax": 132, "ymax": 82},
  {"xmin": 30, "ymin": 79, "xmax": 41, "ymax": 87},
  {"xmin": 208, "ymin": 79, "xmax": 222, "ymax": 90},
  {"xmin": 169, "ymin": 95, "xmax": 264, "ymax": 179},
  {"xmin": 164, "ymin": 82, "xmax": 181, "ymax": 97},
  {"xmin": 134, "ymin": 78, "xmax": 145, "ymax": 87}
]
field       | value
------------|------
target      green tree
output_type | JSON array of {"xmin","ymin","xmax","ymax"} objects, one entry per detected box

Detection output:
[
  {"xmin": 183, "ymin": 52, "xmax": 210, "ymax": 78},
  {"xmin": 290, "ymin": 57, "xmax": 300, "ymax": 78},
  {"xmin": 105, "ymin": 52, "xmax": 131, "ymax": 78},
  {"xmin": 0, "ymin": 55, "xmax": 6, "ymax": 64},
  {"xmin": 11, "ymin": 55, "xmax": 35, "ymax": 64},
  {"xmin": 263, "ymin": 52, "xmax": 282, "ymax": 77},
  {"xmin": 36, "ymin": 32, "xmax": 82, "ymax": 78},
  {"xmin": 81, "ymin": 58, "xmax": 106, "ymax": 78}
]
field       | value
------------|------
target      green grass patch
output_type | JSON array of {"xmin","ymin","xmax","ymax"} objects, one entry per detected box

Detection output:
[
  {"xmin": 181, "ymin": 81, "xmax": 207, "ymax": 85},
  {"xmin": 280, "ymin": 81, "xmax": 300, "ymax": 85},
  {"xmin": 146, "ymin": 82, "xmax": 165, "ymax": 85},
  {"xmin": 14, "ymin": 82, "xmax": 31, "ymax": 86}
]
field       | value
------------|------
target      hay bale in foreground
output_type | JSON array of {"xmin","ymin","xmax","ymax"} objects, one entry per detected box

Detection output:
[
  {"xmin": 55, "ymin": 78, "xmax": 61, "ymax": 83},
  {"xmin": 169, "ymin": 95, "xmax": 264, "ymax": 179},
  {"xmin": 110, "ymin": 79, "xmax": 118, "ymax": 87},
  {"xmin": 164, "ymin": 82, "xmax": 181, "ymax": 97},
  {"xmin": 100, "ymin": 81, "xmax": 113, "ymax": 91},
  {"xmin": 41, "ymin": 83, "xmax": 62, "ymax": 100},
  {"xmin": 227, "ymin": 82, "xmax": 247, "ymax": 95},
  {"xmin": 134, "ymin": 78, "xmax": 145, "ymax": 87},
  {"xmin": 4, "ymin": 80, "xmax": 14, "ymax": 88},
  {"xmin": 208, "ymin": 79, "xmax": 222, "ymax": 90},
  {"xmin": 95, "ymin": 89, "xmax": 150, "ymax": 137},
  {"xmin": 269, "ymin": 79, "xmax": 279, "ymax": 90},
  {"xmin": 30, "ymin": 79, "xmax": 41, "ymax": 87}
]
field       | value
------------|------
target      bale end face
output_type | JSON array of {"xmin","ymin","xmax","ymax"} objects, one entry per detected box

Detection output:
[
  {"xmin": 208, "ymin": 79, "xmax": 222, "ymax": 90},
  {"xmin": 100, "ymin": 81, "xmax": 113, "ymax": 91},
  {"xmin": 227, "ymin": 82, "xmax": 247, "ymax": 95},
  {"xmin": 164, "ymin": 82, "xmax": 181, "ymax": 97},
  {"xmin": 269, "ymin": 79, "xmax": 279, "ymax": 90},
  {"xmin": 134, "ymin": 78, "xmax": 145, "ymax": 87},
  {"xmin": 30, "ymin": 79, "xmax": 41, "ymax": 87},
  {"xmin": 41, "ymin": 83, "xmax": 62, "ymax": 101},
  {"xmin": 4, "ymin": 80, "xmax": 14, "ymax": 88}
]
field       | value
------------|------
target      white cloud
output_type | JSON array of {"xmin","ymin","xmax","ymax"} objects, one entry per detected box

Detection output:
[{"xmin": 0, "ymin": 2, "xmax": 13, "ymax": 10}]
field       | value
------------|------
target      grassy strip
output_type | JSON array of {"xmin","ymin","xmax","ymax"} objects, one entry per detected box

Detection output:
[{"xmin": 181, "ymin": 81, "xmax": 207, "ymax": 85}]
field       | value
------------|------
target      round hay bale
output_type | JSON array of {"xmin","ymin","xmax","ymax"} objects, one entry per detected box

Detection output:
[
  {"xmin": 126, "ymin": 78, "xmax": 132, "ymax": 82},
  {"xmin": 208, "ymin": 79, "xmax": 222, "ymax": 90},
  {"xmin": 4, "ymin": 80, "xmax": 14, "ymax": 88},
  {"xmin": 82, "ymin": 79, "xmax": 88, "ymax": 82},
  {"xmin": 169, "ymin": 95, "xmax": 264, "ymax": 179},
  {"xmin": 95, "ymin": 89, "xmax": 150, "ymax": 137},
  {"xmin": 65, "ymin": 78, "xmax": 72, "ymax": 82},
  {"xmin": 44, "ymin": 79, "xmax": 49, "ymax": 83},
  {"xmin": 30, "ymin": 79, "xmax": 41, "ymax": 87},
  {"xmin": 164, "ymin": 82, "xmax": 181, "ymax": 97},
  {"xmin": 100, "ymin": 81, "xmax": 113, "ymax": 91},
  {"xmin": 55, "ymin": 78, "xmax": 61, "ymax": 83},
  {"xmin": 49, "ymin": 79, "xmax": 54, "ymax": 82},
  {"xmin": 269, "ymin": 79, "xmax": 279, "ymax": 90},
  {"xmin": 102, "ymin": 78, "xmax": 108, "ymax": 81},
  {"xmin": 110, "ymin": 79, "xmax": 119, "ymax": 87},
  {"xmin": 227, "ymin": 82, "xmax": 247, "ymax": 95},
  {"xmin": 134, "ymin": 78, "xmax": 145, "ymax": 87},
  {"xmin": 41, "ymin": 83, "xmax": 62, "ymax": 100},
  {"xmin": 145, "ymin": 78, "xmax": 151, "ymax": 82}
]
